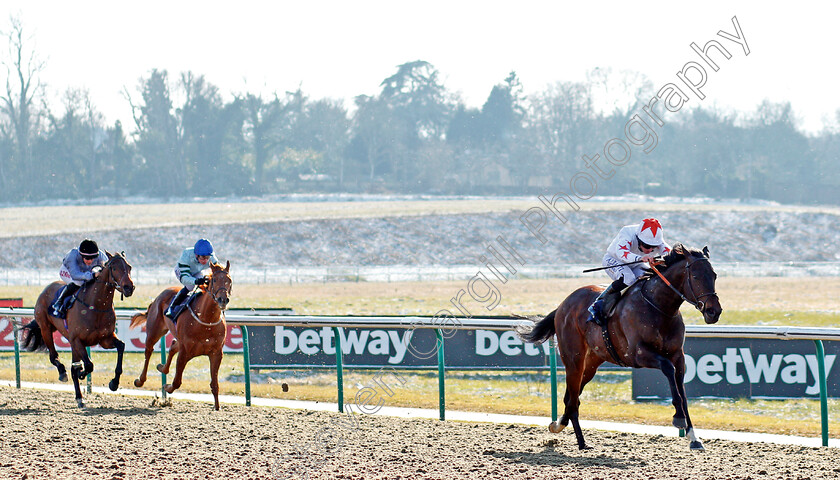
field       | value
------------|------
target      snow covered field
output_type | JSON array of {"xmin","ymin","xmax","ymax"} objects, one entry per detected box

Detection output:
[{"xmin": 1, "ymin": 195, "xmax": 838, "ymax": 285}]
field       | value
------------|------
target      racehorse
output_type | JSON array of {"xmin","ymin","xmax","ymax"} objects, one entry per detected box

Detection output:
[
  {"xmin": 131, "ymin": 261, "xmax": 232, "ymax": 410},
  {"xmin": 517, "ymin": 243, "xmax": 721, "ymax": 451},
  {"xmin": 20, "ymin": 251, "xmax": 135, "ymax": 407}
]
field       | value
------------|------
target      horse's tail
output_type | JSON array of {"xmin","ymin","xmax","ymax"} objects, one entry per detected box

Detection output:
[
  {"xmin": 515, "ymin": 308, "xmax": 557, "ymax": 344},
  {"xmin": 129, "ymin": 310, "xmax": 148, "ymax": 330},
  {"xmin": 19, "ymin": 319, "xmax": 47, "ymax": 352}
]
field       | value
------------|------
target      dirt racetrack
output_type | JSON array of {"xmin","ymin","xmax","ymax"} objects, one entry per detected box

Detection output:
[{"xmin": 1, "ymin": 387, "xmax": 839, "ymax": 480}]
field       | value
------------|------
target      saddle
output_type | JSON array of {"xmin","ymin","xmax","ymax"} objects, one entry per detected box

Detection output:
[
  {"xmin": 599, "ymin": 283, "xmax": 632, "ymax": 319},
  {"xmin": 51, "ymin": 286, "xmax": 78, "ymax": 320},
  {"xmin": 597, "ymin": 284, "xmax": 632, "ymax": 368},
  {"xmin": 169, "ymin": 290, "xmax": 202, "ymax": 323}
]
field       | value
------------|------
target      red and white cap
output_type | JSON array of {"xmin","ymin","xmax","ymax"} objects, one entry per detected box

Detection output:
[{"xmin": 637, "ymin": 218, "xmax": 664, "ymax": 246}]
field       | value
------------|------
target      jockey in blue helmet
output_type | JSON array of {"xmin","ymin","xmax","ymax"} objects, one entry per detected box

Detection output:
[{"xmin": 164, "ymin": 239, "xmax": 220, "ymax": 318}]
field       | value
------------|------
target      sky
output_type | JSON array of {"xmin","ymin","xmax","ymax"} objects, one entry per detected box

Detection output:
[{"xmin": 3, "ymin": 1, "xmax": 839, "ymax": 135}]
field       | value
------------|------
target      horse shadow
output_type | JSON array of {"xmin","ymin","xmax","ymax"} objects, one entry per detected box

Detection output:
[
  {"xmin": 0, "ymin": 407, "xmax": 47, "ymax": 416},
  {"xmin": 491, "ymin": 441, "xmax": 645, "ymax": 470},
  {"xmin": 75, "ymin": 404, "xmax": 159, "ymax": 417}
]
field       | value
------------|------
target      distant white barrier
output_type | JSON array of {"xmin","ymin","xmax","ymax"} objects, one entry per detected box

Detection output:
[{"xmin": 1, "ymin": 261, "xmax": 839, "ymax": 286}]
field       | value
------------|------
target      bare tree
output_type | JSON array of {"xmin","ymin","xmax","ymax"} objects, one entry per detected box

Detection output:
[{"xmin": 0, "ymin": 15, "xmax": 45, "ymax": 191}]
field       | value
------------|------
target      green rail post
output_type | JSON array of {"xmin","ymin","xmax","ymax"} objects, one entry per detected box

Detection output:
[
  {"xmin": 242, "ymin": 326, "xmax": 251, "ymax": 406},
  {"xmin": 333, "ymin": 327, "xmax": 344, "ymax": 412},
  {"xmin": 159, "ymin": 337, "xmax": 167, "ymax": 399},
  {"xmin": 86, "ymin": 346, "xmax": 92, "ymax": 394},
  {"xmin": 815, "ymin": 340, "xmax": 829, "ymax": 447},
  {"xmin": 13, "ymin": 321, "xmax": 21, "ymax": 388},
  {"xmin": 549, "ymin": 337, "xmax": 557, "ymax": 423},
  {"xmin": 436, "ymin": 329, "xmax": 445, "ymax": 421}
]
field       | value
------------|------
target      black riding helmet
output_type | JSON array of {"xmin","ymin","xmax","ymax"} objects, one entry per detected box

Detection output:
[{"xmin": 79, "ymin": 239, "xmax": 99, "ymax": 258}]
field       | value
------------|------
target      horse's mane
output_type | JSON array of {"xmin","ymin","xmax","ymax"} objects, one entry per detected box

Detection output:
[{"xmin": 638, "ymin": 243, "xmax": 706, "ymax": 280}]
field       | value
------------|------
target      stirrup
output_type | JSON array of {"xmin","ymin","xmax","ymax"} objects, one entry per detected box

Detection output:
[{"xmin": 586, "ymin": 303, "xmax": 603, "ymax": 325}]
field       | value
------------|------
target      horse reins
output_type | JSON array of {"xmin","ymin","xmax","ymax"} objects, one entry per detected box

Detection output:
[
  {"xmin": 75, "ymin": 260, "xmax": 126, "ymax": 313},
  {"xmin": 93, "ymin": 257, "xmax": 130, "ymax": 301},
  {"xmin": 186, "ymin": 302, "xmax": 226, "ymax": 326},
  {"xmin": 187, "ymin": 274, "xmax": 230, "ymax": 326},
  {"xmin": 648, "ymin": 257, "xmax": 718, "ymax": 313}
]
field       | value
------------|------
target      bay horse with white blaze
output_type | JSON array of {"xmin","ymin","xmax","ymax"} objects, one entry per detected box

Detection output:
[
  {"xmin": 518, "ymin": 243, "xmax": 722, "ymax": 451},
  {"xmin": 131, "ymin": 261, "xmax": 232, "ymax": 410},
  {"xmin": 20, "ymin": 251, "xmax": 135, "ymax": 407}
]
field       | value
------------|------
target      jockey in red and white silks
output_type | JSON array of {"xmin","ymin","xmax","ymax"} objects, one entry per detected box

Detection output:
[
  {"xmin": 602, "ymin": 218, "xmax": 672, "ymax": 287},
  {"xmin": 587, "ymin": 218, "xmax": 671, "ymax": 326}
]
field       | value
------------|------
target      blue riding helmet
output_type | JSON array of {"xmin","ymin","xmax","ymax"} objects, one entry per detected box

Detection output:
[{"xmin": 194, "ymin": 238, "xmax": 214, "ymax": 256}]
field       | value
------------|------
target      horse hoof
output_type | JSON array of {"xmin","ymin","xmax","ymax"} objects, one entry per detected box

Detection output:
[
  {"xmin": 672, "ymin": 416, "xmax": 687, "ymax": 429},
  {"xmin": 549, "ymin": 421, "xmax": 566, "ymax": 433},
  {"xmin": 59, "ymin": 373, "xmax": 68, "ymax": 382},
  {"xmin": 109, "ymin": 379, "xmax": 119, "ymax": 392},
  {"xmin": 134, "ymin": 379, "xmax": 144, "ymax": 388},
  {"xmin": 77, "ymin": 399, "xmax": 85, "ymax": 408},
  {"xmin": 156, "ymin": 364, "xmax": 168, "ymax": 374},
  {"xmin": 579, "ymin": 444, "xmax": 593, "ymax": 450},
  {"xmin": 164, "ymin": 384, "xmax": 175, "ymax": 394},
  {"xmin": 690, "ymin": 441, "xmax": 705, "ymax": 451}
]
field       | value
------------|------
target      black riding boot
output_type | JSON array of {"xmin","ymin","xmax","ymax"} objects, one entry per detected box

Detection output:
[
  {"xmin": 165, "ymin": 287, "xmax": 190, "ymax": 318},
  {"xmin": 50, "ymin": 283, "xmax": 80, "ymax": 318},
  {"xmin": 587, "ymin": 279, "xmax": 626, "ymax": 326}
]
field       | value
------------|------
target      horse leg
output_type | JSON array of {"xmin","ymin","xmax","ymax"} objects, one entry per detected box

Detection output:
[
  {"xmin": 134, "ymin": 320, "xmax": 168, "ymax": 388},
  {"xmin": 39, "ymin": 321, "xmax": 67, "ymax": 382},
  {"xmin": 653, "ymin": 355, "xmax": 688, "ymax": 428},
  {"xmin": 69, "ymin": 343, "xmax": 86, "ymax": 408},
  {"xmin": 164, "ymin": 348, "xmax": 190, "ymax": 394},
  {"xmin": 134, "ymin": 341, "xmax": 153, "ymax": 388},
  {"xmin": 158, "ymin": 339, "xmax": 179, "ymax": 374},
  {"xmin": 673, "ymin": 354, "xmax": 704, "ymax": 451},
  {"xmin": 557, "ymin": 347, "xmax": 592, "ymax": 450},
  {"xmin": 209, "ymin": 350, "xmax": 223, "ymax": 411},
  {"xmin": 99, "ymin": 334, "xmax": 124, "ymax": 391},
  {"xmin": 653, "ymin": 353, "xmax": 704, "ymax": 450},
  {"xmin": 568, "ymin": 356, "xmax": 602, "ymax": 450}
]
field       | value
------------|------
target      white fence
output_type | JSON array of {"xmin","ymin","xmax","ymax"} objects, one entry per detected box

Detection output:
[{"xmin": 1, "ymin": 261, "xmax": 839, "ymax": 286}]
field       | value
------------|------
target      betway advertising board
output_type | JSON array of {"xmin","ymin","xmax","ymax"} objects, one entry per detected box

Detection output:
[
  {"xmin": 633, "ymin": 338, "xmax": 840, "ymax": 399},
  {"xmin": 247, "ymin": 326, "xmax": 553, "ymax": 368}
]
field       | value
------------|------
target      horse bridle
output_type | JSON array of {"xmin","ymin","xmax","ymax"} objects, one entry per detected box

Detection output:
[
  {"xmin": 645, "ymin": 255, "xmax": 718, "ymax": 314},
  {"xmin": 74, "ymin": 256, "xmax": 132, "ymax": 311},
  {"xmin": 95, "ymin": 256, "xmax": 132, "ymax": 300},
  {"xmin": 186, "ymin": 271, "xmax": 231, "ymax": 326},
  {"xmin": 208, "ymin": 271, "xmax": 231, "ymax": 308},
  {"xmin": 682, "ymin": 256, "xmax": 719, "ymax": 313}
]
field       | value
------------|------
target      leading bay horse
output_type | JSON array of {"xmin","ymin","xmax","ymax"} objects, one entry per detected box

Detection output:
[
  {"xmin": 131, "ymin": 261, "xmax": 232, "ymax": 410},
  {"xmin": 518, "ymin": 243, "xmax": 722, "ymax": 451},
  {"xmin": 20, "ymin": 251, "xmax": 135, "ymax": 407}
]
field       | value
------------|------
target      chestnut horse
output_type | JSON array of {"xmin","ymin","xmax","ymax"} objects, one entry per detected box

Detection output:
[
  {"xmin": 20, "ymin": 251, "xmax": 135, "ymax": 407},
  {"xmin": 131, "ymin": 261, "xmax": 232, "ymax": 410},
  {"xmin": 518, "ymin": 244, "xmax": 722, "ymax": 451}
]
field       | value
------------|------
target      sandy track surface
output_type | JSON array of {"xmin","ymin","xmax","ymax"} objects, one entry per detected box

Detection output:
[{"xmin": 1, "ymin": 386, "xmax": 838, "ymax": 480}]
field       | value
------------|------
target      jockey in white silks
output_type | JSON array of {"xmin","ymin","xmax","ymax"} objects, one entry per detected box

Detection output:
[{"xmin": 586, "ymin": 218, "xmax": 671, "ymax": 326}]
